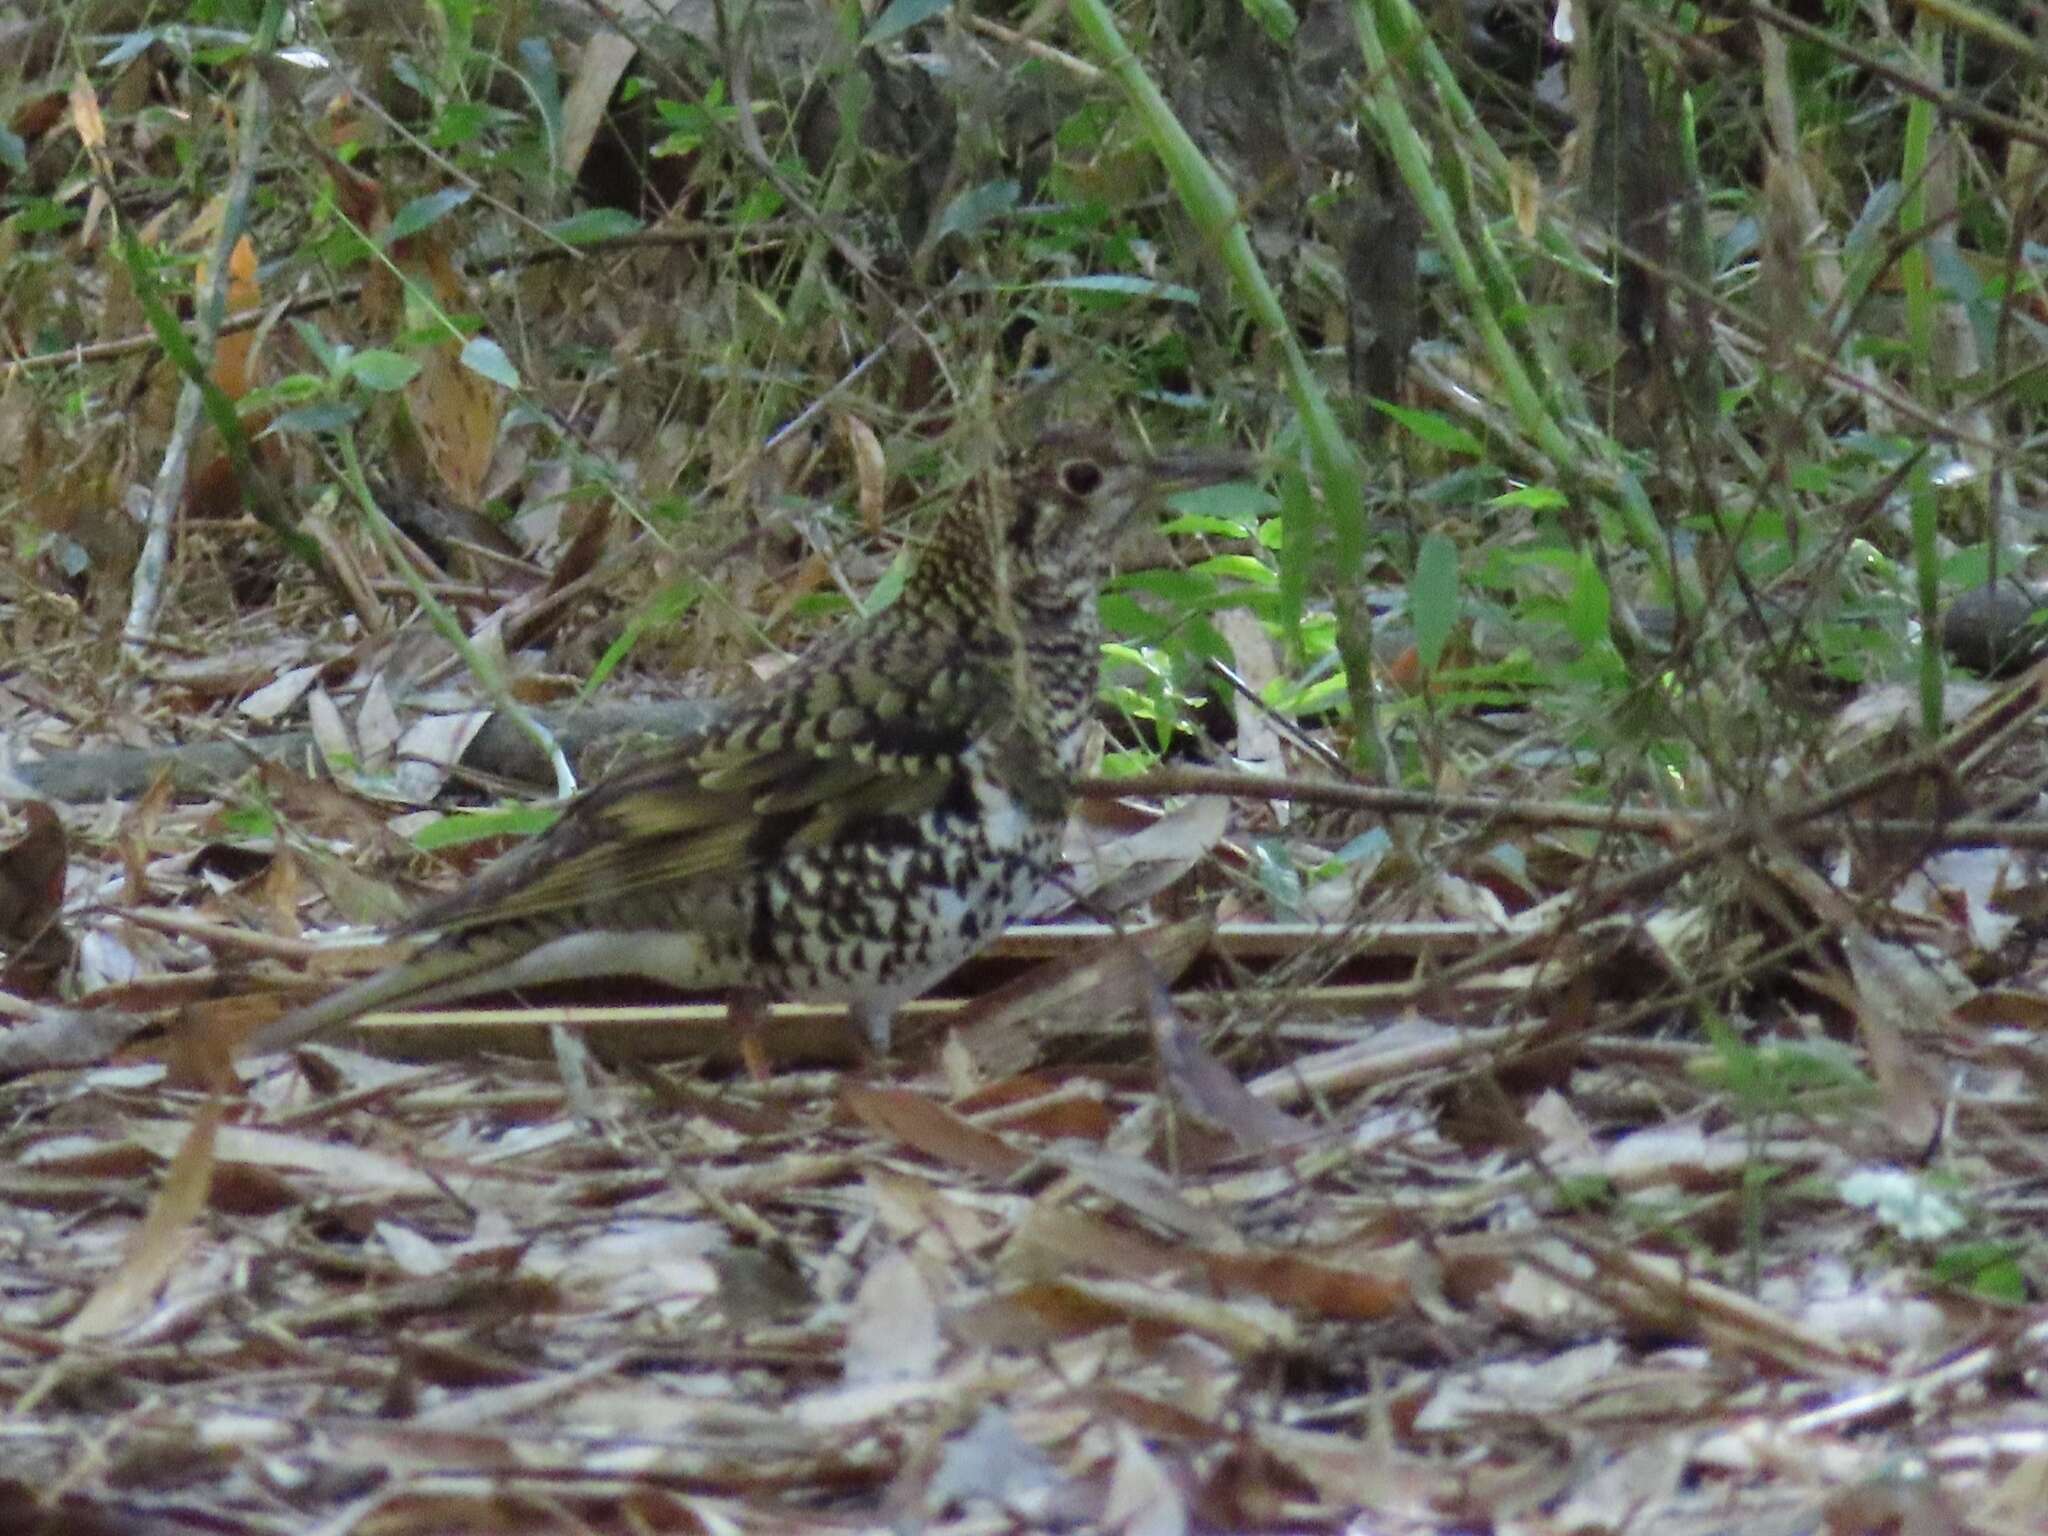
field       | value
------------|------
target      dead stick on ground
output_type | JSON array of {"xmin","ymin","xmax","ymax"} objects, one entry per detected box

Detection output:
[
  {"xmin": 1094, "ymin": 664, "xmax": 2048, "ymax": 996},
  {"xmin": 1087, "ymin": 765, "xmax": 2048, "ymax": 850}
]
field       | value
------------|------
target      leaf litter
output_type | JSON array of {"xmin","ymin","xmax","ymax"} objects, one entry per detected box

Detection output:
[{"xmin": 5, "ymin": 26, "xmax": 2048, "ymax": 1536}]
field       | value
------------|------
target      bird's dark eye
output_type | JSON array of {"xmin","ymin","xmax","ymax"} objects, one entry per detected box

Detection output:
[{"xmin": 1060, "ymin": 460, "xmax": 1104, "ymax": 497}]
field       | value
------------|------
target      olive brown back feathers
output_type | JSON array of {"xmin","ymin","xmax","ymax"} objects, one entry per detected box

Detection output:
[{"xmin": 250, "ymin": 427, "xmax": 1246, "ymax": 1060}]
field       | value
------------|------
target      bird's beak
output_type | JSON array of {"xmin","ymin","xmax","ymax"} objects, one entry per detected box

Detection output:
[
  {"xmin": 1143, "ymin": 450, "xmax": 1254, "ymax": 495},
  {"xmin": 1106, "ymin": 450, "xmax": 1253, "ymax": 547}
]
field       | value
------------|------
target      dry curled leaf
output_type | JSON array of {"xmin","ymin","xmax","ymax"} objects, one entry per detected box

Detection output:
[{"xmin": 0, "ymin": 800, "xmax": 70, "ymax": 996}]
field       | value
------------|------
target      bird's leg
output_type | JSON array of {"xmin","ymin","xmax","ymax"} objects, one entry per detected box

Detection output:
[
  {"xmin": 728, "ymin": 986, "xmax": 774, "ymax": 1083},
  {"xmin": 847, "ymin": 1000, "xmax": 892, "ymax": 1075}
]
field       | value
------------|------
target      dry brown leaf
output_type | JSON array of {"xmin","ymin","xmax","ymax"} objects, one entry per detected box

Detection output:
[
  {"xmin": 208, "ymin": 232, "xmax": 260, "ymax": 400},
  {"xmin": 254, "ymin": 842, "xmax": 303, "ymax": 937},
  {"xmin": 950, "ymin": 1278, "xmax": 1140, "ymax": 1350},
  {"xmin": 505, "ymin": 496, "xmax": 610, "ymax": 654},
  {"xmin": 115, "ymin": 765, "xmax": 176, "ymax": 907},
  {"xmin": 843, "ymin": 412, "xmax": 887, "ymax": 534},
  {"xmin": 1006, "ymin": 1205, "xmax": 1410, "ymax": 1324},
  {"xmin": 961, "ymin": 1274, "xmax": 1293, "ymax": 1356},
  {"xmin": 1056, "ymin": 797, "xmax": 1228, "ymax": 913},
  {"xmin": 866, "ymin": 1166, "xmax": 1013, "ymax": 1257},
  {"xmin": 843, "ymin": 1248, "xmax": 944, "ymax": 1386},
  {"xmin": 1001, "ymin": 1204, "xmax": 1186, "ymax": 1284},
  {"xmin": 0, "ymin": 1004, "xmax": 150, "ymax": 1076},
  {"xmin": 1032, "ymin": 1142, "xmax": 1242, "ymax": 1248},
  {"xmin": 252, "ymin": 758, "xmax": 404, "ymax": 848},
  {"xmin": 1215, "ymin": 607, "xmax": 1284, "ymax": 780},
  {"xmin": 390, "ymin": 709, "xmax": 493, "ymax": 804},
  {"xmin": 125, "ymin": 1118, "xmax": 443, "ymax": 1194},
  {"xmin": 356, "ymin": 672, "xmax": 403, "ymax": 774},
  {"xmin": 1839, "ymin": 927, "xmax": 1955, "ymax": 1155},
  {"xmin": 1102, "ymin": 1422, "xmax": 1188, "ymax": 1536},
  {"xmin": 1145, "ymin": 979, "xmax": 1310, "ymax": 1153},
  {"xmin": 66, "ymin": 70, "xmax": 106, "ymax": 156},
  {"xmin": 558, "ymin": 30, "xmax": 638, "ymax": 182},
  {"xmin": 306, "ymin": 685, "xmax": 355, "ymax": 778},
  {"xmin": 64, "ymin": 1099, "xmax": 221, "ymax": 1340},
  {"xmin": 0, "ymin": 800, "xmax": 66, "ymax": 947},
  {"xmin": 408, "ymin": 337, "xmax": 503, "ymax": 508},
  {"xmin": 0, "ymin": 800, "xmax": 70, "ymax": 996},
  {"xmin": 960, "ymin": 1077, "xmax": 1117, "ymax": 1142},
  {"xmin": 950, "ymin": 916, "xmax": 1213, "ymax": 1075},
  {"xmin": 841, "ymin": 1082, "xmax": 1027, "ymax": 1179},
  {"xmin": 1199, "ymin": 1251, "xmax": 1410, "ymax": 1323}
]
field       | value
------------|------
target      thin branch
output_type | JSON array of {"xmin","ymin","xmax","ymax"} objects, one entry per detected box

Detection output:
[{"xmin": 121, "ymin": 26, "xmax": 276, "ymax": 655}]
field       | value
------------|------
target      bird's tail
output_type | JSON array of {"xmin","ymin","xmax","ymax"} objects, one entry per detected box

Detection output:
[{"xmin": 247, "ymin": 940, "xmax": 509, "ymax": 1054}]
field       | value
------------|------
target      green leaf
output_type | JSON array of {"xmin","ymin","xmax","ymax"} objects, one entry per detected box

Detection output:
[
  {"xmin": 1037, "ymin": 274, "xmax": 1200, "ymax": 305},
  {"xmin": 383, "ymin": 187, "xmax": 473, "ymax": 245},
  {"xmin": 1159, "ymin": 512, "xmax": 1256, "ymax": 540},
  {"xmin": 291, "ymin": 319, "xmax": 343, "ymax": 373},
  {"xmin": 1239, "ymin": 0, "xmax": 1298, "ymax": 43},
  {"xmin": 515, "ymin": 35, "xmax": 563, "ymax": 158},
  {"xmin": 586, "ymin": 580, "xmax": 697, "ymax": 697},
  {"xmin": 1190, "ymin": 554, "xmax": 1277, "ymax": 587},
  {"xmin": 930, "ymin": 179, "xmax": 1019, "ymax": 243},
  {"xmin": 429, "ymin": 100, "xmax": 494, "ymax": 150},
  {"xmin": 1116, "ymin": 567, "xmax": 1218, "ymax": 605},
  {"xmin": 736, "ymin": 180, "xmax": 785, "ymax": 224},
  {"xmin": 347, "ymin": 350, "xmax": 421, "ymax": 392},
  {"xmin": 1490, "ymin": 483, "xmax": 1568, "ymax": 511},
  {"xmin": 1276, "ymin": 462, "xmax": 1313, "ymax": 651},
  {"xmin": 866, "ymin": 0, "xmax": 951, "ymax": 48},
  {"xmin": 221, "ymin": 803, "xmax": 275, "ymax": 839},
  {"xmin": 460, "ymin": 336, "xmax": 521, "ymax": 388},
  {"xmin": 98, "ymin": 29, "xmax": 161, "ymax": 68},
  {"xmin": 1250, "ymin": 839, "xmax": 1304, "ymax": 918},
  {"xmin": 1373, "ymin": 399, "xmax": 1485, "ymax": 457},
  {"xmin": 860, "ymin": 546, "xmax": 913, "ymax": 617},
  {"xmin": 412, "ymin": 803, "xmax": 564, "ymax": 851},
  {"xmin": 1564, "ymin": 557, "xmax": 1611, "ymax": 650},
  {"xmin": 247, "ymin": 371, "xmax": 328, "ymax": 409},
  {"xmin": 1165, "ymin": 480, "xmax": 1276, "ymax": 524},
  {"xmin": 1412, "ymin": 531, "xmax": 1460, "ymax": 671},
  {"xmin": 265, "ymin": 401, "xmax": 363, "ymax": 437},
  {"xmin": 1931, "ymin": 1242, "xmax": 2024, "ymax": 1303},
  {"xmin": 17, "ymin": 197, "xmax": 81, "ymax": 235},
  {"xmin": 546, "ymin": 207, "xmax": 642, "ymax": 245}
]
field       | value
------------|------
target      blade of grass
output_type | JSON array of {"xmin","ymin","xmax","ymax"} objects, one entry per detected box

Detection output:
[
  {"xmin": 1063, "ymin": 0, "xmax": 1379, "ymax": 761},
  {"xmin": 335, "ymin": 435, "xmax": 577, "ymax": 799},
  {"xmin": 1900, "ymin": 18, "xmax": 1944, "ymax": 737}
]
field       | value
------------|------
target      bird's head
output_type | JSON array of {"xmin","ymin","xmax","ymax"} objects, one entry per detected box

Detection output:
[
  {"xmin": 900, "ymin": 426, "xmax": 1247, "ymax": 637},
  {"xmin": 992, "ymin": 427, "xmax": 1247, "ymax": 621}
]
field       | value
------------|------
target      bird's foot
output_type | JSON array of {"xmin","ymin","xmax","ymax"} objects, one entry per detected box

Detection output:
[{"xmin": 727, "ymin": 987, "xmax": 774, "ymax": 1084}]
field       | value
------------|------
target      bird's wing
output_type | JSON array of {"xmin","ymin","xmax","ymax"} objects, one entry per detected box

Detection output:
[{"xmin": 400, "ymin": 630, "xmax": 1012, "ymax": 940}]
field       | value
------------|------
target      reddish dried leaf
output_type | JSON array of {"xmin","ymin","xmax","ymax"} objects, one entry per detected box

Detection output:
[
  {"xmin": 209, "ymin": 233, "xmax": 261, "ymax": 400},
  {"xmin": 407, "ymin": 339, "xmax": 503, "ymax": 508},
  {"xmin": 970, "ymin": 1086, "xmax": 1116, "ymax": 1142},
  {"xmin": 1200, "ymin": 1252, "xmax": 1409, "ymax": 1322},
  {"xmin": 841, "ymin": 1083, "xmax": 1026, "ymax": 1179},
  {"xmin": 0, "ymin": 801, "xmax": 65, "ymax": 946},
  {"xmin": 0, "ymin": 801, "xmax": 69, "ymax": 996}
]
